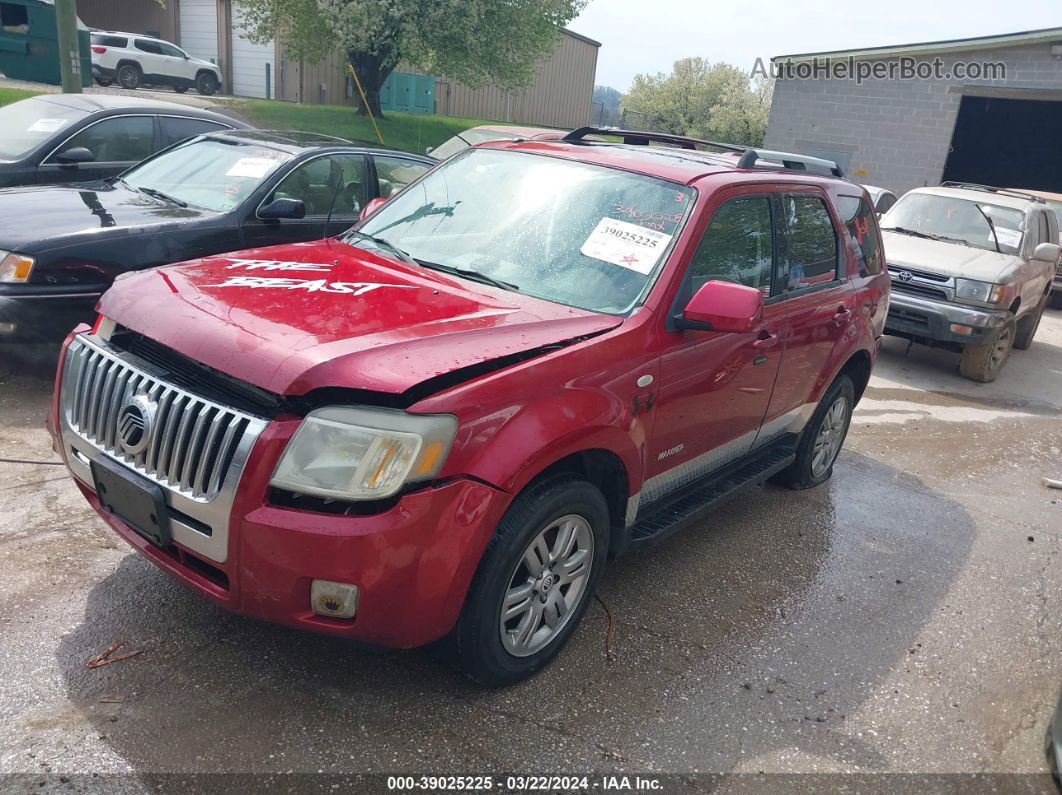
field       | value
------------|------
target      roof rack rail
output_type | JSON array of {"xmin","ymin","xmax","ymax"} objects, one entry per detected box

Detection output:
[
  {"xmin": 736, "ymin": 148, "xmax": 844, "ymax": 177},
  {"xmin": 562, "ymin": 126, "xmax": 745, "ymax": 153},
  {"xmin": 939, "ymin": 182, "xmax": 1045, "ymax": 204},
  {"xmin": 563, "ymin": 128, "xmax": 846, "ymax": 178}
]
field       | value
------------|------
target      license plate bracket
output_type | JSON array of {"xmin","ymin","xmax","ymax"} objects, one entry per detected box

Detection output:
[{"xmin": 91, "ymin": 456, "xmax": 171, "ymax": 547}]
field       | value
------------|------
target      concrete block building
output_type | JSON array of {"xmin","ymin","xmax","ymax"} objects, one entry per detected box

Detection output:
[{"xmin": 763, "ymin": 28, "xmax": 1062, "ymax": 194}]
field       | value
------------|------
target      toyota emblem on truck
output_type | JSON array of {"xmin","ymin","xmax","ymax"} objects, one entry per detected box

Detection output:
[{"xmin": 116, "ymin": 394, "xmax": 157, "ymax": 456}]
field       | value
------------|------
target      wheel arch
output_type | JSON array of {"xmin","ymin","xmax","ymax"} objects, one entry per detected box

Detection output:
[
  {"xmin": 115, "ymin": 59, "xmax": 142, "ymax": 74},
  {"xmin": 835, "ymin": 348, "xmax": 873, "ymax": 405}
]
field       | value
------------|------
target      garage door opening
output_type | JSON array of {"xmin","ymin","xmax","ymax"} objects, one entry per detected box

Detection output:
[{"xmin": 942, "ymin": 95, "xmax": 1062, "ymax": 191}]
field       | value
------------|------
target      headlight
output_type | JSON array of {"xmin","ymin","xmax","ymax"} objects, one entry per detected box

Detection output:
[
  {"xmin": 271, "ymin": 406, "xmax": 458, "ymax": 500},
  {"xmin": 954, "ymin": 278, "xmax": 1010, "ymax": 305},
  {"xmin": 0, "ymin": 251, "xmax": 35, "ymax": 283}
]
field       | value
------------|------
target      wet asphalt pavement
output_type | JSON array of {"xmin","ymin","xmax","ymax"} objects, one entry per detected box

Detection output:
[{"xmin": 0, "ymin": 310, "xmax": 1060, "ymax": 793}]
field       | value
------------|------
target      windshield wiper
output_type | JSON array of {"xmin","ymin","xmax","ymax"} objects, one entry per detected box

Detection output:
[
  {"xmin": 972, "ymin": 204, "xmax": 1002, "ymax": 252},
  {"xmin": 344, "ymin": 230, "xmax": 418, "ymax": 265},
  {"xmin": 136, "ymin": 186, "xmax": 188, "ymax": 208},
  {"xmin": 881, "ymin": 226, "xmax": 963, "ymax": 244},
  {"xmin": 413, "ymin": 259, "xmax": 520, "ymax": 292}
]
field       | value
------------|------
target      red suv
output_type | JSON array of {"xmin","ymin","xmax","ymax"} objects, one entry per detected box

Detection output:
[{"xmin": 49, "ymin": 129, "xmax": 889, "ymax": 685}]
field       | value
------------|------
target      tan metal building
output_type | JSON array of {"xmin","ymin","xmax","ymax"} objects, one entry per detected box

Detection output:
[{"xmin": 75, "ymin": 1, "xmax": 600, "ymax": 128}]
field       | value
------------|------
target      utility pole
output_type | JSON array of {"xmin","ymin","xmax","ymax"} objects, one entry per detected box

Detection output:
[{"xmin": 54, "ymin": 0, "xmax": 82, "ymax": 93}]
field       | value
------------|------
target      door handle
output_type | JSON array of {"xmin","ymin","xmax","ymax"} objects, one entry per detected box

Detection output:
[
  {"xmin": 832, "ymin": 305, "xmax": 851, "ymax": 325},
  {"xmin": 752, "ymin": 330, "xmax": 779, "ymax": 350}
]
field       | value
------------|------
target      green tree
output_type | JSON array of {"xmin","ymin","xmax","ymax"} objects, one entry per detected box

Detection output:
[
  {"xmin": 622, "ymin": 58, "xmax": 773, "ymax": 146},
  {"xmin": 235, "ymin": 0, "xmax": 587, "ymax": 118}
]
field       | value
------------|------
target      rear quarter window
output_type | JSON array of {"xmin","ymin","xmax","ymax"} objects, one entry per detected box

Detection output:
[
  {"xmin": 91, "ymin": 34, "xmax": 128, "ymax": 47},
  {"xmin": 837, "ymin": 195, "xmax": 884, "ymax": 276}
]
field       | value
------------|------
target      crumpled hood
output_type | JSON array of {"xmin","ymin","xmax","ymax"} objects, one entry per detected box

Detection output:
[
  {"xmin": 882, "ymin": 232, "xmax": 1017, "ymax": 282},
  {"xmin": 98, "ymin": 239, "xmax": 621, "ymax": 396}
]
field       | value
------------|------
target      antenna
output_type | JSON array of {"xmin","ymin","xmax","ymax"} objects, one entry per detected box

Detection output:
[{"xmin": 323, "ymin": 169, "xmax": 345, "ymax": 238}]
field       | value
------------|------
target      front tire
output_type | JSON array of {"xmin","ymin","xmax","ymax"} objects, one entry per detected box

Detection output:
[
  {"xmin": 959, "ymin": 317, "xmax": 1015, "ymax": 382},
  {"xmin": 773, "ymin": 374, "xmax": 855, "ymax": 490},
  {"xmin": 447, "ymin": 475, "xmax": 609, "ymax": 686},
  {"xmin": 116, "ymin": 64, "xmax": 141, "ymax": 90},
  {"xmin": 196, "ymin": 72, "xmax": 219, "ymax": 96},
  {"xmin": 1013, "ymin": 295, "xmax": 1047, "ymax": 350}
]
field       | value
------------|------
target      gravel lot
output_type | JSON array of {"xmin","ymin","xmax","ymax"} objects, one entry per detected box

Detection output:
[{"xmin": 1, "ymin": 309, "xmax": 1060, "ymax": 792}]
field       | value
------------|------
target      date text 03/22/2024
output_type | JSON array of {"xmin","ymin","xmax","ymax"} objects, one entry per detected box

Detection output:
[{"xmin": 386, "ymin": 775, "xmax": 663, "ymax": 791}]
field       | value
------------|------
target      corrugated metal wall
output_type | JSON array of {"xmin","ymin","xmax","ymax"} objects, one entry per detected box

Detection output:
[
  {"xmin": 278, "ymin": 29, "xmax": 599, "ymax": 128},
  {"xmin": 76, "ymin": 0, "xmax": 178, "ymax": 42}
]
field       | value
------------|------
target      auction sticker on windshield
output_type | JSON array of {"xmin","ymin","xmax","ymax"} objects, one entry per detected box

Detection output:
[
  {"xmin": 226, "ymin": 158, "xmax": 278, "ymax": 178},
  {"xmin": 993, "ymin": 227, "xmax": 1022, "ymax": 249},
  {"xmin": 28, "ymin": 118, "xmax": 67, "ymax": 133},
  {"xmin": 581, "ymin": 217, "xmax": 672, "ymax": 274}
]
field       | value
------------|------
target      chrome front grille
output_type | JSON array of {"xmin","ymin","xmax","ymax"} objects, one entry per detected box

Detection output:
[
  {"xmin": 887, "ymin": 265, "xmax": 955, "ymax": 302},
  {"xmin": 64, "ymin": 338, "xmax": 257, "ymax": 500},
  {"xmin": 59, "ymin": 334, "xmax": 269, "ymax": 564}
]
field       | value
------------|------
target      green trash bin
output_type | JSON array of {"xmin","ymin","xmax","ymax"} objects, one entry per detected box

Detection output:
[{"xmin": 0, "ymin": 0, "xmax": 91, "ymax": 86}]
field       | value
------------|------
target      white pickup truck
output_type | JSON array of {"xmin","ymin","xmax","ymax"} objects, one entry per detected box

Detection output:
[{"xmin": 880, "ymin": 183, "xmax": 1059, "ymax": 382}]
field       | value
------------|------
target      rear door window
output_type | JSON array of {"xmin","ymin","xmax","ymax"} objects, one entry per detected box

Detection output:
[
  {"xmin": 134, "ymin": 39, "xmax": 163, "ymax": 55},
  {"xmin": 160, "ymin": 116, "xmax": 230, "ymax": 147},
  {"xmin": 781, "ymin": 195, "xmax": 839, "ymax": 290},
  {"xmin": 837, "ymin": 195, "xmax": 884, "ymax": 276},
  {"xmin": 373, "ymin": 155, "xmax": 430, "ymax": 198}
]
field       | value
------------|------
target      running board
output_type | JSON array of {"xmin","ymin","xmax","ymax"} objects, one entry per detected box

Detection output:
[{"xmin": 629, "ymin": 440, "xmax": 797, "ymax": 548}]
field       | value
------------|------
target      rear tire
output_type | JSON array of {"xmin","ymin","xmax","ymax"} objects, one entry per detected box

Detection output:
[
  {"xmin": 174, "ymin": 85, "xmax": 189, "ymax": 94},
  {"xmin": 446, "ymin": 475, "xmax": 609, "ymax": 687},
  {"xmin": 94, "ymin": 77, "xmax": 113, "ymax": 87},
  {"xmin": 196, "ymin": 72, "xmax": 219, "ymax": 96},
  {"xmin": 959, "ymin": 317, "xmax": 1015, "ymax": 382},
  {"xmin": 773, "ymin": 374, "xmax": 855, "ymax": 490},
  {"xmin": 1013, "ymin": 295, "xmax": 1047, "ymax": 350},
  {"xmin": 116, "ymin": 63, "xmax": 141, "ymax": 90},
  {"xmin": 1050, "ymin": 291, "xmax": 1062, "ymax": 310}
]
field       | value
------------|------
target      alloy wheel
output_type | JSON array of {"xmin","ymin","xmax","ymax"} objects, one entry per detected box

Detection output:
[
  {"xmin": 811, "ymin": 396, "xmax": 850, "ymax": 478},
  {"xmin": 990, "ymin": 324, "xmax": 1013, "ymax": 370},
  {"xmin": 499, "ymin": 514, "xmax": 594, "ymax": 657}
]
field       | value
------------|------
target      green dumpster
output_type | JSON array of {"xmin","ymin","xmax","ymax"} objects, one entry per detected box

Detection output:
[{"xmin": 0, "ymin": 0, "xmax": 91, "ymax": 86}]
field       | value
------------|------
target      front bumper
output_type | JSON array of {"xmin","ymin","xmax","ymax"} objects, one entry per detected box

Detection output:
[
  {"xmin": 51, "ymin": 331, "xmax": 509, "ymax": 648},
  {"xmin": 884, "ymin": 291, "xmax": 1008, "ymax": 346},
  {"xmin": 0, "ymin": 287, "xmax": 101, "ymax": 343}
]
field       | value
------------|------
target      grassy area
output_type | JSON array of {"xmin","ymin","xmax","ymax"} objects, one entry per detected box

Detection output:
[
  {"xmin": 230, "ymin": 98, "xmax": 501, "ymax": 154},
  {"xmin": 0, "ymin": 87, "xmax": 42, "ymax": 106}
]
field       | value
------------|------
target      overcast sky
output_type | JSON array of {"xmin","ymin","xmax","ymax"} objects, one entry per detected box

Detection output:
[{"xmin": 568, "ymin": 0, "xmax": 1062, "ymax": 91}]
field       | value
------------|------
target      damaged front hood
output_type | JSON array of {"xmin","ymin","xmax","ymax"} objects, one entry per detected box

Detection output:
[{"xmin": 98, "ymin": 239, "xmax": 621, "ymax": 396}]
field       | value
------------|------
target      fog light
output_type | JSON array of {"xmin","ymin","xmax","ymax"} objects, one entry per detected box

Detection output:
[
  {"xmin": 949, "ymin": 323, "xmax": 973, "ymax": 336},
  {"xmin": 311, "ymin": 579, "xmax": 359, "ymax": 619},
  {"xmin": 0, "ymin": 322, "xmax": 15, "ymax": 334}
]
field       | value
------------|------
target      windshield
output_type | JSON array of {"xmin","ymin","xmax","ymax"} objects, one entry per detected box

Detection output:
[
  {"xmin": 123, "ymin": 138, "xmax": 292, "ymax": 212},
  {"xmin": 353, "ymin": 148, "xmax": 694, "ymax": 314},
  {"xmin": 882, "ymin": 193, "xmax": 1025, "ymax": 255},
  {"xmin": 0, "ymin": 98, "xmax": 87, "ymax": 160}
]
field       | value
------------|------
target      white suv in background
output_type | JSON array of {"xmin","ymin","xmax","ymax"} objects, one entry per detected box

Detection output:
[{"xmin": 90, "ymin": 31, "xmax": 223, "ymax": 96}]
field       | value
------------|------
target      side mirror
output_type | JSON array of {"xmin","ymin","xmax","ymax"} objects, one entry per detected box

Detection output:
[
  {"xmin": 56, "ymin": 147, "xmax": 95, "ymax": 165},
  {"xmin": 425, "ymin": 146, "xmax": 434, "ymax": 155},
  {"xmin": 675, "ymin": 280, "xmax": 764, "ymax": 334},
  {"xmin": 1032, "ymin": 242, "xmax": 1060, "ymax": 262},
  {"xmin": 359, "ymin": 196, "xmax": 387, "ymax": 222},
  {"xmin": 257, "ymin": 197, "xmax": 306, "ymax": 220}
]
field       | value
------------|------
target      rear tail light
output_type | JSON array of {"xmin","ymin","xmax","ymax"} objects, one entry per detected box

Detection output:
[{"xmin": 91, "ymin": 46, "xmax": 106, "ymax": 54}]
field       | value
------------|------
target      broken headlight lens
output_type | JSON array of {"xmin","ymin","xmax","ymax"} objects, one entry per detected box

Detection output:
[{"xmin": 271, "ymin": 406, "xmax": 458, "ymax": 500}]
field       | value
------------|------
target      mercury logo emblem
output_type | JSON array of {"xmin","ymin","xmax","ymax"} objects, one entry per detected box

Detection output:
[
  {"xmin": 117, "ymin": 394, "xmax": 157, "ymax": 456},
  {"xmin": 897, "ymin": 270, "xmax": 914, "ymax": 282}
]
